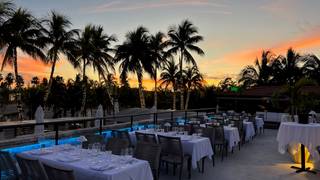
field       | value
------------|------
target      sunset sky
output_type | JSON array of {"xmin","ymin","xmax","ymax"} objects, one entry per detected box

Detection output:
[{"xmin": 4, "ymin": 0, "xmax": 320, "ymax": 89}]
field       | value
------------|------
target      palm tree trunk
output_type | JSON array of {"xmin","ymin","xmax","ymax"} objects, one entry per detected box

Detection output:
[
  {"xmin": 80, "ymin": 59, "xmax": 87, "ymax": 116},
  {"xmin": 44, "ymin": 56, "xmax": 57, "ymax": 106},
  {"xmin": 185, "ymin": 89, "xmax": 190, "ymax": 110},
  {"xmin": 137, "ymin": 75, "xmax": 146, "ymax": 108},
  {"xmin": 179, "ymin": 52, "xmax": 184, "ymax": 110},
  {"xmin": 102, "ymin": 75, "xmax": 114, "ymax": 108},
  {"xmin": 13, "ymin": 48, "xmax": 23, "ymax": 120},
  {"xmin": 153, "ymin": 69, "xmax": 157, "ymax": 109},
  {"xmin": 172, "ymin": 89, "xmax": 176, "ymax": 110}
]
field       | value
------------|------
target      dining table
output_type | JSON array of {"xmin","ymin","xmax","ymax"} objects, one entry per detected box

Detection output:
[
  {"xmin": 19, "ymin": 144, "xmax": 154, "ymax": 180},
  {"xmin": 255, "ymin": 117, "xmax": 264, "ymax": 133},
  {"xmin": 243, "ymin": 121, "xmax": 255, "ymax": 141},
  {"xmin": 277, "ymin": 122, "xmax": 320, "ymax": 174},
  {"xmin": 129, "ymin": 129, "xmax": 214, "ymax": 169},
  {"xmin": 223, "ymin": 125, "xmax": 241, "ymax": 151}
]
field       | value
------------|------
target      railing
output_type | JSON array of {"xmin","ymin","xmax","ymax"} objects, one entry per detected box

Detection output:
[{"xmin": 0, "ymin": 108, "xmax": 217, "ymax": 146}]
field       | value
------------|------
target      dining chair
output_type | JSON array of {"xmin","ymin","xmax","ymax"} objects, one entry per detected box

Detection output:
[
  {"xmin": 82, "ymin": 134, "xmax": 105, "ymax": 149},
  {"xmin": 201, "ymin": 127, "xmax": 215, "ymax": 168},
  {"xmin": 0, "ymin": 151, "xmax": 20, "ymax": 180},
  {"xmin": 105, "ymin": 137, "xmax": 129, "ymax": 155},
  {"xmin": 113, "ymin": 130, "xmax": 133, "ymax": 147},
  {"xmin": 133, "ymin": 142, "xmax": 161, "ymax": 180},
  {"xmin": 231, "ymin": 119, "xmax": 244, "ymax": 150},
  {"xmin": 256, "ymin": 114, "xmax": 265, "ymax": 133},
  {"xmin": 248, "ymin": 115, "xmax": 257, "ymax": 138},
  {"xmin": 213, "ymin": 125, "xmax": 228, "ymax": 161},
  {"xmin": 158, "ymin": 135, "xmax": 191, "ymax": 180},
  {"xmin": 42, "ymin": 162, "xmax": 75, "ymax": 180},
  {"xmin": 16, "ymin": 154, "xmax": 48, "ymax": 180}
]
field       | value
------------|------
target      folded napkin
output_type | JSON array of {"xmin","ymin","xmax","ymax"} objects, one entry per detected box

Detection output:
[
  {"xmin": 90, "ymin": 164, "xmax": 115, "ymax": 171},
  {"xmin": 56, "ymin": 155, "xmax": 80, "ymax": 162}
]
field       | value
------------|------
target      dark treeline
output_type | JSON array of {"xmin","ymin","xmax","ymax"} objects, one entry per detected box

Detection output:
[{"xmin": 0, "ymin": 73, "xmax": 217, "ymax": 119}]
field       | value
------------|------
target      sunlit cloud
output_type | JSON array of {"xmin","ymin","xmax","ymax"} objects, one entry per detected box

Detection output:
[
  {"xmin": 84, "ymin": 0, "xmax": 231, "ymax": 14},
  {"xmin": 199, "ymin": 27, "xmax": 320, "ymax": 83}
]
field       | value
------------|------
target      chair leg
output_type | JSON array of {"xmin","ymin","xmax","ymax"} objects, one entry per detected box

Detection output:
[
  {"xmin": 173, "ymin": 163, "xmax": 176, "ymax": 176},
  {"xmin": 179, "ymin": 163, "xmax": 183, "ymax": 180},
  {"xmin": 188, "ymin": 157, "xmax": 191, "ymax": 179},
  {"xmin": 202, "ymin": 157, "xmax": 205, "ymax": 173},
  {"xmin": 225, "ymin": 144, "xmax": 228, "ymax": 157},
  {"xmin": 238, "ymin": 141, "xmax": 241, "ymax": 151},
  {"xmin": 212, "ymin": 155, "xmax": 215, "ymax": 167},
  {"xmin": 197, "ymin": 161, "xmax": 201, "ymax": 172},
  {"xmin": 166, "ymin": 162, "xmax": 169, "ymax": 174},
  {"xmin": 220, "ymin": 145, "xmax": 224, "ymax": 162}
]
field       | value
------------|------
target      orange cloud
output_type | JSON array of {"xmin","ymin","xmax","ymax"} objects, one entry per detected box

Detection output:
[{"xmin": 199, "ymin": 28, "xmax": 320, "ymax": 84}]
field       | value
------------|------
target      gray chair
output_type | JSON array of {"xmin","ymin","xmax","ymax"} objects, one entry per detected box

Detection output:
[
  {"xmin": 42, "ymin": 162, "xmax": 75, "ymax": 180},
  {"xmin": 0, "ymin": 151, "xmax": 20, "ymax": 180},
  {"xmin": 113, "ymin": 130, "xmax": 133, "ymax": 147},
  {"xmin": 213, "ymin": 125, "xmax": 228, "ymax": 161},
  {"xmin": 105, "ymin": 137, "xmax": 129, "ymax": 155},
  {"xmin": 158, "ymin": 135, "xmax": 191, "ymax": 180},
  {"xmin": 16, "ymin": 154, "xmax": 48, "ymax": 180},
  {"xmin": 134, "ymin": 142, "xmax": 161, "ymax": 180}
]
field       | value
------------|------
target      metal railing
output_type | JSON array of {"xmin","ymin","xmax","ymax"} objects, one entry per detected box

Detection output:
[{"xmin": 0, "ymin": 108, "xmax": 217, "ymax": 146}]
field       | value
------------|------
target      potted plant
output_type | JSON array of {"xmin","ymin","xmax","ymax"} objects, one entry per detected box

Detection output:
[{"xmin": 273, "ymin": 78, "xmax": 318, "ymax": 124}]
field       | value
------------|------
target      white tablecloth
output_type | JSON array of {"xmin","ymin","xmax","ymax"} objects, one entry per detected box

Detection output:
[
  {"xmin": 223, "ymin": 126, "xmax": 240, "ymax": 151},
  {"xmin": 277, "ymin": 122, "xmax": 320, "ymax": 162},
  {"xmin": 129, "ymin": 130, "xmax": 213, "ymax": 169},
  {"xmin": 243, "ymin": 122, "xmax": 255, "ymax": 141},
  {"xmin": 255, "ymin": 117, "xmax": 264, "ymax": 133},
  {"xmin": 19, "ymin": 145, "xmax": 153, "ymax": 180}
]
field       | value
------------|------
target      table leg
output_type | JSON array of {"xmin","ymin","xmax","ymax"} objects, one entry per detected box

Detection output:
[{"xmin": 290, "ymin": 144, "xmax": 316, "ymax": 174}]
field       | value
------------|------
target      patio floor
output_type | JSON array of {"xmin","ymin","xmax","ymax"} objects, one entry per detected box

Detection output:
[{"xmin": 160, "ymin": 129, "xmax": 320, "ymax": 180}]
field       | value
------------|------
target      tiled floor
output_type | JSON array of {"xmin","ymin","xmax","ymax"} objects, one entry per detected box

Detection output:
[{"xmin": 160, "ymin": 129, "xmax": 320, "ymax": 180}]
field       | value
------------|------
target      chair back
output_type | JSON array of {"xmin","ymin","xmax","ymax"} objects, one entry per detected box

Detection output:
[
  {"xmin": 16, "ymin": 154, "xmax": 48, "ymax": 180},
  {"xmin": 158, "ymin": 135, "xmax": 183, "ymax": 162},
  {"xmin": 42, "ymin": 162, "xmax": 75, "ymax": 180},
  {"xmin": 214, "ymin": 125, "xmax": 225, "ymax": 142},
  {"xmin": 0, "ymin": 151, "xmax": 19, "ymax": 179},
  {"xmin": 133, "ymin": 142, "xmax": 161, "ymax": 177},
  {"xmin": 113, "ymin": 130, "xmax": 133, "ymax": 147},
  {"xmin": 135, "ymin": 132, "xmax": 157, "ymax": 144},
  {"xmin": 201, "ymin": 127, "xmax": 215, "ymax": 149},
  {"xmin": 105, "ymin": 137, "xmax": 129, "ymax": 155}
]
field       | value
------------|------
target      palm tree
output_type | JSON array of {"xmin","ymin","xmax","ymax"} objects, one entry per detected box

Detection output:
[
  {"xmin": 74, "ymin": 25, "xmax": 115, "ymax": 115},
  {"xmin": 238, "ymin": 51, "xmax": 273, "ymax": 87},
  {"xmin": 149, "ymin": 32, "xmax": 168, "ymax": 109},
  {"xmin": 167, "ymin": 19, "xmax": 204, "ymax": 109},
  {"xmin": 300, "ymin": 54, "xmax": 320, "ymax": 83},
  {"xmin": 42, "ymin": 11, "xmax": 79, "ymax": 105},
  {"xmin": 90, "ymin": 25, "xmax": 117, "ymax": 111},
  {"xmin": 115, "ymin": 26, "xmax": 153, "ymax": 108},
  {"xmin": 183, "ymin": 66, "xmax": 203, "ymax": 110},
  {"xmin": 0, "ymin": 8, "xmax": 47, "ymax": 119},
  {"xmin": 160, "ymin": 59, "xmax": 179, "ymax": 110},
  {"xmin": 272, "ymin": 48, "xmax": 303, "ymax": 85},
  {"xmin": 0, "ymin": 1, "xmax": 14, "ymax": 24}
]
